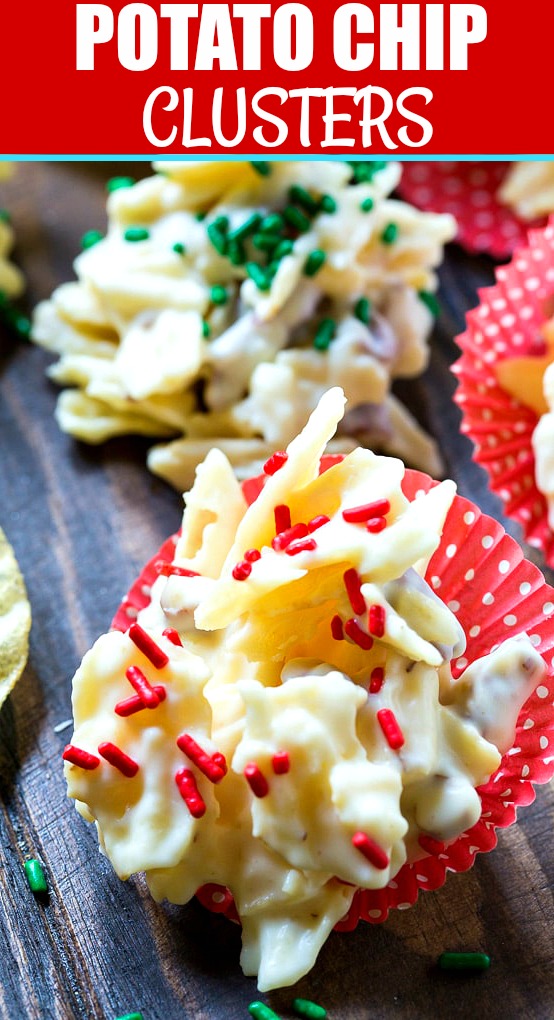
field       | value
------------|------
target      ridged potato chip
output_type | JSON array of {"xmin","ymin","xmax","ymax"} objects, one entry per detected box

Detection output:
[{"xmin": 0, "ymin": 527, "xmax": 31, "ymax": 707}]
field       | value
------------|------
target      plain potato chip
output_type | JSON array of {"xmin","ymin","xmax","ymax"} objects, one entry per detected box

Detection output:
[{"xmin": 0, "ymin": 527, "xmax": 31, "ymax": 707}]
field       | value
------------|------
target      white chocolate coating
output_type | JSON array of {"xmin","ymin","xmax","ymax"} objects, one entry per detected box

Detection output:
[{"xmin": 65, "ymin": 389, "xmax": 545, "ymax": 990}]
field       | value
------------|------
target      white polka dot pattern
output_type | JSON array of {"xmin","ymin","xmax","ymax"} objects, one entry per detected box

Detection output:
[
  {"xmin": 398, "ymin": 162, "xmax": 547, "ymax": 258},
  {"xmin": 453, "ymin": 217, "xmax": 554, "ymax": 568},
  {"xmin": 110, "ymin": 463, "xmax": 554, "ymax": 931}
]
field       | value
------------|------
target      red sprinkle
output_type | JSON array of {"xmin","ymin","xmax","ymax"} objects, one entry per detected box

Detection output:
[
  {"xmin": 264, "ymin": 451, "xmax": 288, "ymax": 475},
  {"xmin": 62, "ymin": 745, "xmax": 100, "ymax": 770},
  {"xmin": 244, "ymin": 549, "xmax": 261, "ymax": 563},
  {"xmin": 115, "ymin": 685, "xmax": 166, "ymax": 717},
  {"xmin": 272, "ymin": 523, "xmax": 309, "ymax": 551},
  {"xmin": 175, "ymin": 768, "xmax": 206, "ymax": 818},
  {"xmin": 159, "ymin": 564, "xmax": 200, "ymax": 578},
  {"xmin": 331, "ymin": 615, "xmax": 344, "ymax": 641},
  {"xmin": 212, "ymin": 752, "xmax": 226, "ymax": 770},
  {"xmin": 369, "ymin": 604, "xmax": 386, "ymax": 638},
  {"xmin": 177, "ymin": 733, "xmax": 227, "ymax": 783},
  {"xmin": 344, "ymin": 618, "xmax": 374, "ymax": 651},
  {"xmin": 342, "ymin": 499, "xmax": 391, "ymax": 524},
  {"xmin": 196, "ymin": 883, "xmax": 234, "ymax": 914},
  {"xmin": 369, "ymin": 667, "xmax": 385, "ymax": 694},
  {"xmin": 128, "ymin": 623, "xmax": 169, "ymax": 670},
  {"xmin": 126, "ymin": 665, "xmax": 161, "ymax": 708},
  {"xmin": 377, "ymin": 709, "xmax": 405, "ymax": 750},
  {"xmin": 272, "ymin": 751, "xmax": 290, "ymax": 775},
  {"xmin": 163, "ymin": 627, "xmax": 182, "ymax": 647},
  {"xmin": 308, "ymin": 515, "xmax": 330, "ymax": 533},
  {"xmin": 367, "ymin": 517, "xmax": 387, "ymax": 534},
  {"xmin": 274, "ymin": 504, "xmax": 292, "ymax": 534},
  {"xmin": 232, "ymin": 560, "xmax": 252, "ymax": 581},
  {"xmin": 244, "ymin": 763, "xmax": 269, "ymax": 798},
  {"xmin": 418, "ymin": 833, "xmax": 445, "ymax": 856},
  {"xmin": 286, "ymin": 537, "xmax": 317, "ymax": 556},
  {"xmin": 352, "ymin": 831, "xmax": 390, "ymax": 870},
  {"xmin": 98, "ymin": 742, "xmax": 139, "ymax": 778},
  {"xmin": 529, "ymin": 336, "xmax": 547, "ymax": 357},
  {"xmin": 344, "ymin": 568, "xmax": 366, "ymax": 616}
]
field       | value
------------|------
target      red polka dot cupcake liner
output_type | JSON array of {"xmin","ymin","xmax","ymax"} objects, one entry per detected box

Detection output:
[
  {"xmin": 454, "ymin": 217, "xmax": 554, "ymax": 566},
  {"xmin": 398, "ymin": 162, "xmax": 547, "ymax": 259},
  {"xmin": 112, "ymin": 459, "xmax": 554, "ymax": 927}
]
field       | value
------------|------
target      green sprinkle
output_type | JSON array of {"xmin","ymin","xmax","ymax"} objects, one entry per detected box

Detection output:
[
  {"xmin": 11, "ymin": 313, "xmax": 32, "ymax": 341},
  {"xmin": 81, "ymin": 229, "xmax": 103, "ymax": 250},
  {"xmin": 212, "ymin": 215, "xmax": 230, "ymax": 233},
  {"xmin": 289, "ymin": 185, "xmax": 319, "ymax": 216},
  {"xmin": 0, "ymin": 289, "xmax": 30, "ymax": 331},
  {"xmin": 114, "ymin": 1013, "xmax": 144, "ymax": 1020},
  {"xmin": 267, "ymin": 260, "xmax": 280, "ymax": 278},
  {"xmin": 106, "ymin": 176, "xmax": 135, "ymax": 193},
  {"xmin": 304, "ymin": 249, "xmax": 327, "ymax": 277},
  {"xmin": 246, "ymin": 262, "xmax": 271, "ymax": 292},
  {"xmin": 274, "ymin": 239, "xmax": 294, "ymax": 260},
  {"xmin": 250, "ymin": 162, "xmax": 272, "ymax": 177},
  {"xmin": 124, "ymin": 227, "xmax": 150, "ymax": 243},
  {"xmin": 260, "ymin": 213, "xmax": 284, "ymax": 234},
  {"xmin": 355, "ymin": 296, "xmax": 372, "ymax": 325},
  {"xmin": 0, "ymin": 208, "xmax": 11, "ymax": 223},
  {"xmin": 195, "ymin": 211, "xmax": 207, "ymax": 221},
  {"xmin": 248, "ymin": 1003, "xmax": 281, "ymax": 1020},
  {"xmin": 207, "ymin": 223, "xmax": 228, "ymax": 257},
  {"xmin": 320, "ymin": 194, "xmax": 337, "ymax": 214},
  {"xmin": 252, "ymin": 233, "xmax": 280, "ymax": 252},
  {"xmin": 293, "ymin": 998, "xmax": 327, "ymax": 1020},
  {"xmin": 229, "ymin": 213, "xmax": 262, "ymax": 242},
  {"xmin": 210, "ymin": 285, "xmax": 228, "ymax": 306},
  {"xmin": 172, "ymin": 242, "xmax": 186, "ymax": 256},
  {"xmin": 381, "ymin": 222, "xmax": 398, "ymax": 245},
  {"xmin": 438, "ymin": 952, "xmax": 491, "ymax": 972},
  {"xmin": 314, "ymin": 318, "xmax": 336, "ymax": 351},
  {"xmin": 418, "ymin": 290, "xmax": 441, "ymax": 318},
  {"xmin": 202, "ymin": 320, "xmax": 211, "ymax": 339},
  {"xmin": 348, "ymin": 160, "xmax": 387, "ymax": 183},
  {"xmin": 24, "ymin": 860, "xmax": 48, "ymax": 895},
  {"xmin": 0, "ymin": 296, "xmax": 32, "ymax": 341},
  {"xmin": 283, "ymin": 205, "xmax": 311, "ymax": 234},
  {"xmin": 227, "ymin": 238, "xmax": 246, "ymax": 266},
  {"xmin": 360, "ymin": 196, "xmax": 374, "ymax": 213},
  {"xmin": 347, "ymin": 161, "xmax": 369, "ymax": 181}
]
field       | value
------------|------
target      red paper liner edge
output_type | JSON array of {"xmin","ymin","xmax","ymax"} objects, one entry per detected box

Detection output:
[
  {"xmin": 398, "ymin": 162, "xmax": 547, "ymax": 259},
  {"xmin": 112, "ymin": 461, "xmax": 554, "ymax": 927},
  {"xmin": 454, "ymin": 217, "xmax": 554, "ymax": 567}
]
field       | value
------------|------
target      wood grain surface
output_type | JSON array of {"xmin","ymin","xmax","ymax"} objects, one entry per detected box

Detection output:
[{"xmin": 0, "ymin": 163, "xmax": 553, "ymax": 1020}]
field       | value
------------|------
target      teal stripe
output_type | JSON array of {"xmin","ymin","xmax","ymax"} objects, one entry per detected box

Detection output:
[{"xmin": 1, "ymin": 154, "xmax": 553, "ymax": 162}]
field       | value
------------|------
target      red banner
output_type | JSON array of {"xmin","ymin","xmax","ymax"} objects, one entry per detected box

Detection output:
[{"xmin": 1, "ymin": 1, "xmax": 551, "ymax": 156}]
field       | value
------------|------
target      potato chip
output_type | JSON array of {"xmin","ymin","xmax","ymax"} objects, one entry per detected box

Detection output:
[{"xmin": 0, "ymin": 527, "xmax": 31, "ymax": 707}]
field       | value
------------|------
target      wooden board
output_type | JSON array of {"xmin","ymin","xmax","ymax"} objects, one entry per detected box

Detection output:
[{"xmin": 0, "ymin": 163, "xmax": 553, "ymax": 1020}]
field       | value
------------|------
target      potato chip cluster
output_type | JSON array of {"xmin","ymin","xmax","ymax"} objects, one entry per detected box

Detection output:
[
  {"xmin": 0, "ymin": 165, "xmax": 24, "ymax": 302},
  {"xmin": 33, "ymin": 161, "xmax": 455, "ymax": 488},
  {"xmin": 65, "ymin": 389, "xmax": 543, "ymax": 991},
  {"xmin": 500, "ymin": 162, "xmax": 554, "ymax": 220}
]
